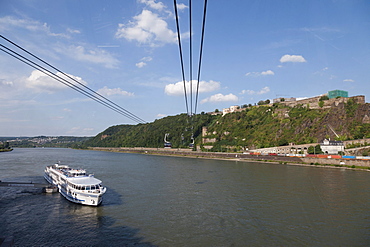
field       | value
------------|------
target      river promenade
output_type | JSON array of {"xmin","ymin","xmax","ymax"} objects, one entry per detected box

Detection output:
[{"xmin": 88, "ymin": 147, "xmax": 370, "ymax": 170}]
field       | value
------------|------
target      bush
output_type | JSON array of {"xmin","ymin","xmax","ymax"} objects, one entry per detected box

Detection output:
[{"xmin": 320, "ymin": 95, "xmax": 329, "ymax": 101}]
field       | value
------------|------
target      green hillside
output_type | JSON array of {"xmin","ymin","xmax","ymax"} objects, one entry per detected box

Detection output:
[
  {"xmin": 83, "ymin": 113, "xmax": 215, "ymax": 148},
  {"xmin": 83, "ymin": 99, "xmax": 370, "ymax": 151}
]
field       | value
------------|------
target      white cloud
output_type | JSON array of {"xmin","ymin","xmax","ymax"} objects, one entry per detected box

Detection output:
[
  {"xmin": 0, "ymin": 16, "xmax": 70, "ymax": 38},
  {"xmin": 164, "ymin": 80, "xmax": 220, "ymax": 96},
  {"xmin": 280, "ymin": 54, "xmax": 307, "ymax": 63},
  {"xmin": 201, "ymin": 93, "xmax": 239, "ymax": 104},
  {"xmin": 261, "ymin": 70, "xmax": 274, "ymax": 76},
  {"xmin": 56, "ymin": 45, "xmax": 119, "ymax": 69},
  {"xmin": 156, "ymin": 113, "xmax": 167, "ymax": 118},
  {"xmin": 67, "ymin": 28, "xmax": 81, "ymax": 34},
  {"xmin": 1, "ymin": 79, "xmax": 13, "ymax": 86},
  {"xmin": 241, "ymin": 86, "xmax": 270, "ymax": 95},
  {"xmin": 314, "ymin": 67, "xmax": 330, "ymax": 76},
  {"xmin": 136, "ymin": 62, "xmax": 147, "ymax": 68},
  {"xmin": 246, "ymin": 70, "xmax": 274, "ymax": 77},
  {"xmin": 136, "ymin": 56, "xmax": 153, "ymax": 68},
  {"xmin": 97, "ymin": 86, "xmax": 134, "ymax": 97},
  {"xmin": 343, "ymin": 79, "xmax": 354, "ymax": 82},
  {"xmin": 139, "ymin": 0, "xmax": 165, "ymax": 11},
  {"xmin": 25, "ymin": 70, "xmax": 87, "ymax": 93},
  {"xmin": 115, "ymin": 9, "xmax": 177, "ymax": 46},
  {"xmin": 176, "ymin": 3, "xmax": 188, "ymax": 10},
  {"xmin": 141, "ymin": 56, "xmax": 153, "ymax": 62}
]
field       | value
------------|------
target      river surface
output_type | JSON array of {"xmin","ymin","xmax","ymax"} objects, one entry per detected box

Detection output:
[{"xmin": 1, "ymin": 148, "xmax": 370, "ymax": 246}]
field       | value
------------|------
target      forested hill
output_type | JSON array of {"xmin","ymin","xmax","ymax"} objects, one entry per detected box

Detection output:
[
  {"xmin": 83, "ymin": 100, "xmax": 370, "ymax": 151},
  {"xmin": 82, "ymin": 113, "xmax": 215, "ymax": 148}
]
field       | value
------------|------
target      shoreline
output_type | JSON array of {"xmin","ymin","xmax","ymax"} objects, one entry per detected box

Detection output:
[{"xmin": 87, "ymin": 147, "xmax": 370, "ymax": 171}]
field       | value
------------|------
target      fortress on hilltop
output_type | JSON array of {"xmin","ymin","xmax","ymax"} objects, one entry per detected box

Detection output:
[{"xmin": 221, "ymin": 90, "xmax": 365, "ymax": 116}]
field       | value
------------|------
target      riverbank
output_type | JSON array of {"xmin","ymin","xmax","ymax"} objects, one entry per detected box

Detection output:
[{"xmin": 88, "ymin": 147, "xmax": 370, "ymax": 171}]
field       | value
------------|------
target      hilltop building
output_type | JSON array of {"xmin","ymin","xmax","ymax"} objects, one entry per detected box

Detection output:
[
  {"xmin": 222, "ymin": 105, "xmax": 239, "ymax": 116},
  {"xmin": 328, "ymin": 90, "xmax": 348, "ymax": 99},
  {"xmin": 272, "ymin": 97, "xmax": 296, "ymax": 104}
]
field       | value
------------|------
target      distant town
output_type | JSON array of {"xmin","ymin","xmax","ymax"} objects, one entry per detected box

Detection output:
[{"xmin": 0, "ymin": 136, "xmax": 91, "ymax": 148}]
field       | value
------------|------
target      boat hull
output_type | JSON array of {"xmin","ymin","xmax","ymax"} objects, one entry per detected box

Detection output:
[{"xmin": 58, "ymin": 186, "xmax": 104, "ymax": 206}]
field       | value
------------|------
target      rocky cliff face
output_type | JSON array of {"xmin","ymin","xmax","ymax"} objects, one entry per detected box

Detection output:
[{"xmin": 202, "ymin": 100, "xmax": 370, "ymax": 150}]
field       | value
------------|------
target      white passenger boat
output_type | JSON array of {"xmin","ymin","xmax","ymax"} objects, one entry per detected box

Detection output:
[{"xmin": 44, "ymin": 163, "xmax": 106, "ymax": 206}]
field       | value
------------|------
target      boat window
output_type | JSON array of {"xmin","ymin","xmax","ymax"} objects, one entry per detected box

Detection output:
[
  {"xmin": 86, "ymin": 186, "xmax": 91, "ymax": 190},
  {"xmin": 91, "ymin": 185, "xmax": 96, "ymax": 190}
]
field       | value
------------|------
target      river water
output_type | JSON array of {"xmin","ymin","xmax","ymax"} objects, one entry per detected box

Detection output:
[{"xmin": 1, "ymin": 148, "xmax": 370, "ymax": 246}]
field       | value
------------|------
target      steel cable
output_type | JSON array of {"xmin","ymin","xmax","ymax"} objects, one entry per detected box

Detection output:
[{"xmin": 0, "ymin": 35, "xmax": 146, "ymax": 123}]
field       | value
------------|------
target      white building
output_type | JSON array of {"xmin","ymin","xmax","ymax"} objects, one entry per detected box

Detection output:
[
  {"xmin": 222, "ymin": 105, "xmax": 239, "ymax": 116},
  {"xmin": 320, "ymin": 139, "xmax": 344, "ymax": 154}
]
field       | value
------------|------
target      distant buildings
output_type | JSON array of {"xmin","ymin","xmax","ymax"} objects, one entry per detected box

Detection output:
[{"xmin": 218, "ymin": 90, "xmax": 365, "ymax": 116}]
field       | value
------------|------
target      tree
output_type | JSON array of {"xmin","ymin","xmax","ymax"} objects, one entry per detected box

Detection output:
[
  {"xmin": 308, "ymin": 145, "xmax": 323, "ymax": 154},
  {"xmin": 278, "ymin": 138, "xmax": 289, "ymax": 146},
  {"xmin": 318, "ymin": 100, "xmax": 324, "ymax": 108},
  {"xmin": 319, "ymin": 95, "xmax": 329, "ymax": 101}
]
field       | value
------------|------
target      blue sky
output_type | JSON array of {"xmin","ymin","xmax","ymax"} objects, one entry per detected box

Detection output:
[{"xmin": 1, "ymin": 0, "xmax": 369, "ymax": 136}]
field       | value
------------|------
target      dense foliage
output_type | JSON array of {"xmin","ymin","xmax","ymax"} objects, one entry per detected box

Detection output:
[
  {"xmin": 83, "ymin": 102, "xmax": 370, "ymax": 151},
  {"xmin": 83, "ymin": 113, "xmax": 215, "ymax": 148}
]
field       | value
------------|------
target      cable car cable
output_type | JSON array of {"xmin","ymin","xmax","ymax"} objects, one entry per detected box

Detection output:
[
  {"xmin": 0, "ymin": 35, "xmax": 146, "ymax": 123},
  {"xmin": 0, "ymin": 44, "xmax": 145, "ymax": 123},
  {"xmin": 189, "ymin": 0, "xmax": 193, "ymax": 116},
  {"xmin": 173, "ymin": 0, "xmax": 190, "ymax": 116},
  {"xmin": 194, "ymin": 0, "xmax": 208, "ymax": 116},
  {"xmin": 0, "ymin": 46, "xmax": 142, "ymax": 123}
]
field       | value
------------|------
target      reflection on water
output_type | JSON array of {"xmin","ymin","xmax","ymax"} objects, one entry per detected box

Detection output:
[{"xmin": 1, "ymin": 148, "xmax": 370, "ymax": 246}]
